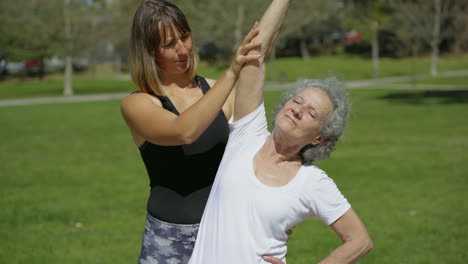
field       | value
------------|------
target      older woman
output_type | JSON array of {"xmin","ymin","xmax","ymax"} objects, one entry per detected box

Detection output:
[{"xmin": 188, "ymin": 1, "xmax": 373, "ymax": 263}]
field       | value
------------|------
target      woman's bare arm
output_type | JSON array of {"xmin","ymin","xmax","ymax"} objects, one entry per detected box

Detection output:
[
  {"xmin": 121, "ymin": 26, "xmax": 261, "ymax": 146},
  {"xmin": 234, "ymin": 0, "xmax": 292, "ymax": 121},
  {"xmin": 319, "ymin": 208, "xmax": 373, "ymax": 264},
  {"xmin": 263, "ymin": 209, "xmax": 372, "ymax": 264}
]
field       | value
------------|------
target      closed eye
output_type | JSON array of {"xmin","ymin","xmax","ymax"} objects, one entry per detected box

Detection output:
[
  {"xmin": 163, "ymin": 40, "xmax": 176, "ymax": 48},
  {"xmin": 181, "ymin": 34, "xmax": 190, "ymax": 41}
]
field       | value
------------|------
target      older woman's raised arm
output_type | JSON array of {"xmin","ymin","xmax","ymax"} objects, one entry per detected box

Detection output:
[{"xmin": 233, "ymin": 0, "xmax": 292, "ymax": 121}]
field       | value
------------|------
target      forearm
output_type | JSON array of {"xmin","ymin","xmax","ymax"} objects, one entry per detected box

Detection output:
[
  {"xmin": 174, "ymin": 69, "xmax": 236, "ymax": 143},
  {"xmin": 319, "ymin": 237, "xmax": 373, "ymax": 264},
  {"xmin": 235, "ymin": 0, "xmax": 291, "ymax": 120},
  {"xmin": 146, "ymin": 23, "xmax": 261, "ymax": 144},
  {"xmin": 122, "ymin": 69, "xmax": 237, "ymax": 146},
  {"xmin": 256, "ymin": 0, "xmax": 291, "ymax": 56}
]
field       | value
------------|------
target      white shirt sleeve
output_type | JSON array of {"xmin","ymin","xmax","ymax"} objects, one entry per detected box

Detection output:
[
  {"xmin": 309, "ymin": 171, "xmax": 351, "ymax": 225},
  {"xmin": 227, "ymin": 103, "xmax": 268, "ymax": 148}
]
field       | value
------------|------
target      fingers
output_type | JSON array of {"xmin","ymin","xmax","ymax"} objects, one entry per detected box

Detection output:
[
  {"xmin": 239, "ymin": 41, "xmax": 262, "ymax": 56},
  {"xmin": 263, "ymin": 256, "xmax": 285, "ymax": 264},
  {"xmin": 237, "ymin": 54, "xmax": 262, "ymax": 65},
  {"xmin": 242, "ymin": 21, "xmax": 260, "ymax": 45}
]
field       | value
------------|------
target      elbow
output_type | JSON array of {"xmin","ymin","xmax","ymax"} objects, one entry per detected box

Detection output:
[
  {"xmin": 367, "ymin": 238, "xmax": 374, "ymax": 253},
  {"xmin": 144, "ymin": 130, "xmax": 199, "ymax": 146},
  {"xmin": 180, "ymin": 134, "xmax": 197, "ymax": 145},
  {"xmin": 361, "ymin": 236, "xmax": 374, "ymax": 255},
  {"xmin": 166, "ymin": 122, "xmax": 201, "ymax": 145},
  {"xmin": 364, "ymin": 230, "xmax": 374, "ymax": 253},
  {"xmin": 178, "ymin": 129, "xmax": 200, "ymax": 145}
]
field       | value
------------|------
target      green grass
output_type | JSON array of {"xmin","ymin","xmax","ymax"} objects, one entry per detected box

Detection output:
[
  {"xmin": 0, "ymin": 77, "xmax": 136, "ymax": 99},
  {"xmin": 199, "ymin": 53, "xmax": 468, "ymax": 81},
  {"xmin": 1, "ymin": 53, "xmax": 466, "ymax": 100},
  {"xmin": 400, "ymin": 76, "xmax": 468, "ymax": 86},
  {"xmin": 1, "ymin": 86, "xmax": 467, "ymax": 263}
]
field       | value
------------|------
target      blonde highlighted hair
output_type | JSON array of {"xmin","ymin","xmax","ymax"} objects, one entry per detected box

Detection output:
[{"xmin": 129, "ymin": 0, "xmax": 199, "ymax": 96}]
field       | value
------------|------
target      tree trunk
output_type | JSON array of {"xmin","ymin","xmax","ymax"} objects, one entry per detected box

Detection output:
[
  {"xmin": 430, "ymin": 0, "xmax": 441, "ymax": 76},
  {"xmin": 63, "ymin": 0, "xmax": 73, "ymax": 96},
  {"xmin": 64, "ymin": 55, "xmax": 73, "ymax": 96},
  {"xmin": 115, "ymin": 55, "xmax": 122, "ymax": 74},
  {"xmin": 299, "ymin": 38, "xmax": 310, "ymax": 60},
  {"xmin": 371, "ymin": 21, "xmax": 379, "ymax": 79}
]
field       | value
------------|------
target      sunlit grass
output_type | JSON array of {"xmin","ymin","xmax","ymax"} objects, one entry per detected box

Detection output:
[
  {"xmin": 1, "ymin": 87, "xmax": 467, "ymax": 263},
  {"xmin": 1, "ymin": 53, "xmax": 466, "ymax": 100}
]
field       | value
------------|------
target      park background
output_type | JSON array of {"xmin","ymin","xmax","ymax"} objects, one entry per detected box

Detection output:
[{"xmin": 1, "ymin": 0, "xmax": 467, "ymax": 263}]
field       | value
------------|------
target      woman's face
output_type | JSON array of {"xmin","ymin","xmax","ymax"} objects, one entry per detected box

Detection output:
[
  {"xmin": 156, "ymin": 24, "xmax": 193, "ymax": 76},
  {"xmin": 274, "ymin": 87, "xmax": 334, "ymax": 147}
]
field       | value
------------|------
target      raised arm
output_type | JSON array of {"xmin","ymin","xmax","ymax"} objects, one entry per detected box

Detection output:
[
  {"xmin": 234, "ymin": 0, "xmax": 292, "ymax": 121},
  {"xmin": 121, "ymin": 28, "xmax": 261, "ymax": 146}
]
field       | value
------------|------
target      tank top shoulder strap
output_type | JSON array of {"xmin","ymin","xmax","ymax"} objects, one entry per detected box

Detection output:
[
  {"xmin": 196, "ymin": 75, "xmax": 212, "ymax": 94},
  {"xmin": 131, "ymin": 90, "xmax": 178, "ymax": 115},
  {"xmin": 132, "ymin": 76, "xmax": 211, "ymax": 114},
  {"xmin": 154, "ymin": 94, "xmax": 179, "ymax": 114}
]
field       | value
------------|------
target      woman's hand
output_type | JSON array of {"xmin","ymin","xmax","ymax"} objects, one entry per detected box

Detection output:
[{"xmin": 229, "ymin": 22, "xmax": 263, "ymax": 78}]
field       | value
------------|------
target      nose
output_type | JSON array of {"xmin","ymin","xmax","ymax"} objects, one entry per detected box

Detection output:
[
  {"xmin": 291, "ymin": 107, "xmax": 302, "ymax": 119},
  {"xmin": 175, "ymin": 40, "xmax": 188, "ymax": 56}
]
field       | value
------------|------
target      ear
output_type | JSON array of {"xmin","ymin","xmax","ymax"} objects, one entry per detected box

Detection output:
[{"xmin": 311, "ymin": 135, "xmax": 328, "ymax": 145}]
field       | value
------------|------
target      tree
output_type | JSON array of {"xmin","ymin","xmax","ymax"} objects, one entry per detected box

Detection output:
[
  {"xmin": 388, "ymin": 0, "xmax": 454, "ymax": 76},
  {"xmin": 0, "ymin": 0, "xmax": 63, "ymax": 61},
  {"xmin": 280, "ymin": 0, "xmax": 345, "ymax": 60},
  {"xmin": 343, "ymin": 0, "xmax": 391, "ymax": 79},
  {"xmin": 451, "ymin": 0, "xmax": 468, "ymax": 53},
  {"xmin": 64, "ymin": 0, "xmax": 73, "ymax": 96},
  {"xmin": 174, "ymin": 0, "xmax": 269, "ymax": 55},
  {"xmin": 0, "ymin": 0, "xmax": 97, "ymax": 95}
]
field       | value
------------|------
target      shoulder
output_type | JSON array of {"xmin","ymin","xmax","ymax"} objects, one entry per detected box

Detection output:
[
  {"xmin": 121, "ymin": 92, "xmax": 162, "ymax": 115},
  {"xmin": 301, "ymin": 164, "xmax": 334, "ymax": 188}
]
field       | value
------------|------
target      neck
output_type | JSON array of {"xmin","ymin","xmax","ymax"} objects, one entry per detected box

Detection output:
[
  {"xmin": 161, "ymin": 72, "xmax": 193, "ymax": 90},
  {"xmin": 260, "ymin": 134, "xmax": 303, "ymax": 165}
]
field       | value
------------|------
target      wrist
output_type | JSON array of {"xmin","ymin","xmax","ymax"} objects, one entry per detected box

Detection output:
[{"xmin": 226, "ymin": 65, "xmax": 239, "ymax": 79}]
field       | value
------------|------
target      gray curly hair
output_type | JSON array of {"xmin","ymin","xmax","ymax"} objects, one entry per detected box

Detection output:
[{"xmin": 271, "ymin": 77, "xmax": 350, "ymax": 163}]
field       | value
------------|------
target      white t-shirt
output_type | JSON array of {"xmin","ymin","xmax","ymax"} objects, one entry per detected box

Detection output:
[{"xmin": 189, "ymin": 103, "xmax": 351, "ymax": 264}]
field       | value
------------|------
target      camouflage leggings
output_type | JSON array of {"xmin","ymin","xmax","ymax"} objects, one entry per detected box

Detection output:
[{"xmin": 138, "ymin": 214, "xmax": 199, "ymax": 264}]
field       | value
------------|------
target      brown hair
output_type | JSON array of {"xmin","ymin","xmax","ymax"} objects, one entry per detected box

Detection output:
[{"xmin": 129, "ymin": 0, "xmax": 199, "ymax": 95}]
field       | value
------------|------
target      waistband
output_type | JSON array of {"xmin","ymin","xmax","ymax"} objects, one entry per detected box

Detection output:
[{"xmin": 145, "ymin": 213, "xmax": 200, "ymax": 243}]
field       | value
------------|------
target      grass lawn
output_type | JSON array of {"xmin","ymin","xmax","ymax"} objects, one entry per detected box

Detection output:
[
  {"xmin": 1, "ymin": 53, "xmax": 467, "ymax": 100},
  {"xmin": 0, "ymin": 77, "xmax": 137, "ymax": 99},
  {"xmin": 399, "ymin": 76, "xmax": 468, "ymax": 86},
  {"xmin": 1, "ymin": 86, "xmax": 467, "ymax": 263},
  {"xmin": 199, "ymin": 53, "xmax": 468, "ymax": 82}
]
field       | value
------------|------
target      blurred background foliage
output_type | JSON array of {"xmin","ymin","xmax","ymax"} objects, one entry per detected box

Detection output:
[{"xmin": 0, "ymin": 0, "xmax": 467, "ymax": 84}]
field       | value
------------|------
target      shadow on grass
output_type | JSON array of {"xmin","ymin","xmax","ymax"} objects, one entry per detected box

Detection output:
[{"xmin": 377, "ymin": 90, "xmax": 468, "ymax": 104}]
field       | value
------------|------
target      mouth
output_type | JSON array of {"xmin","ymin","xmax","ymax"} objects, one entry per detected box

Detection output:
[
  {"xmin": 177, "ymin": 57, "xmax": 189, "ymax": 64},
  {"xmin": 284, "ymin": 115, "xmax": 296, "ymax": 126}
]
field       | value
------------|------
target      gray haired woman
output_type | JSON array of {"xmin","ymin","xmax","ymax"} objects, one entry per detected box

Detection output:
[
  {"xmin": 188, "ymin": 1, "xmax": 373, "ymax": 263},
  {"xmin": 272, "ymin": 77, "xmax": 350, "ymax": 163}
]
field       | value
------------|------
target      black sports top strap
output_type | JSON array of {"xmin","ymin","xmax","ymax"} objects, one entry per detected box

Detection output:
[{"xmin": 150, "ymin": 76, "xmax": 209, "ymax": 116}]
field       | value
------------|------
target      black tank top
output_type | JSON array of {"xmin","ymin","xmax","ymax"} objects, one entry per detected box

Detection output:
[{"xmin": 138, "ymin": 76, "xmax": 229, "ymax": 224}]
